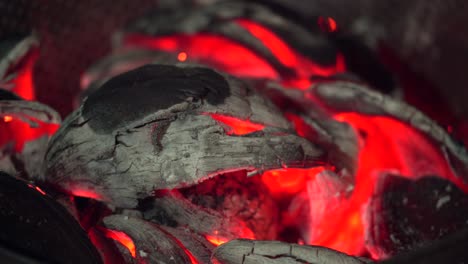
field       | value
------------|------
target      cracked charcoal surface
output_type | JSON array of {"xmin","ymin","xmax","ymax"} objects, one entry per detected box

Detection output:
[
  {"xmin": 83, "ymin": 64, "xmax": 230, "ymax": 134},
  {"xmin": 212, "ymin": 239, "xmax": 367, "ymax": 264},
  {"xmin": 45, "ymin": 64, "xmax": 323, "ymax": 208}
]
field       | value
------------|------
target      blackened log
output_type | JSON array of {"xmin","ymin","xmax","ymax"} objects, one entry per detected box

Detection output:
[{"xmin": 0, "ymin": 172, "xmax": 102, "ymax": 264}]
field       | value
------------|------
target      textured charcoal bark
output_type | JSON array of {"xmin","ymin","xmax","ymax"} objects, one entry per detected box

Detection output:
[
  {"xmin": 44, "ymin": 64, "xmax": 324, "ymax": 208},
  {"xmin": 0, "ymin": 100, "xmax": 60, "ymax": 179},
  {"xmin": 0, "ymin": 172, "xmax": 102, "ymax": 264},
  {"xmin": 364, "ymin": 172, "xmax": 468, "ymax": 259},
  {"xmin": 308, "ymin": 81, "xmax": 468, "ymax": 182},
  {"xmin": 141, "ymin": 191, "xmax": 258, "ymax": 242},
  {"xmin": 102, "ymin": 214, "xmax": 193, "ymax": 263},
  {"xmin": 211, "ymin": 239, "xmax": 368, "ymax": 264},
  {"xmin": 0, "ymin": 33, "xmax": 37, "ymax": 83}
]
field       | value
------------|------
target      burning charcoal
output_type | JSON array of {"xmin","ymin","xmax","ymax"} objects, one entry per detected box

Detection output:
[
  {"xmin": 157, "ymin": 226, "xmax": 215, "ymax": 264},
  {"xmin": 101, "ymin": 214, "xmax": 195, "ymax": 263},
  {"xmin": 287, "ymin": 170, "xmax": 353, "ymax": 246},
  {"xmin": 259, "ymin": 82, "xmax": 359, "ymax": 177},
  {"xmin": 0, "ymin": 172, "xmax": 102, "ymax": 263},
  {"xmin": 0, "ymin": 97, "xmax": 60, "ymax": 179},
  {"xmin": 116, "ymin": 1, "xmax": 344, "ymax": 88},
  {"xmin": 364, "ymin": 173, "xmax": 468, "ymax": 259},
  {"xmin": 179, "ymin": 170, "xmax": 279, "ymax": 240},
  {"xmin": 45, "ymin": 64, "xmax": 323, "ymax": 208},
  {"xmin": 0, "ymin": 33, "xmax": 39, "ymax": 100},
  {"xmin": 308, "ymin": 81, "xmax": 468, "ymax": 183},
  {"xmin": 211, "ymin": 239, "xmax": 368, "ymax": 264},
  {"xmin": 140, "ymin": 190, "xmax": 257, "ymax": 242}
]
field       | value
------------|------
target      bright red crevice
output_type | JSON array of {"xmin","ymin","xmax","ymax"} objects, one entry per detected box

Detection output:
[
  {"xmin": 103, "ymin": 229, "xmax": 136, "ymax": 258},
  {"xmin": 7, "ymin": 50, "xmax": 38, "ymax": 100},
  {"xmin": 235, "ymin": 19, "xmax": 345, "ymax": 84},
  {"xmin": 0, "ymin": 114, "xmax": 59, "ymax": 152},
  {"xmin": 69, "ymin": 188, "xmax": 103, "ymax": 201},
  {"xmin": 28, "ymin": 184, "xmax": 47, "ymax": 195},
  {"xmin": 206, "ymin": 113, "xmax": 265, "ymax": 135}
]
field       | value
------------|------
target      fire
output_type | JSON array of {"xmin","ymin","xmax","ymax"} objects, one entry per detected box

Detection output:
[
  {"xmin": 103, "ymin": 229, "xmax": 136, "ymax": 258},
  {"xmin": 206, "ymin": 113, "xmax": 265, "ymax": 135},
  {"xmin": 261, "ymin": 167, "xmax": 325, "ymax": 196},
  {"xmin": 123, "ymin": 33, "xmax": 279, "ymax": 79},
  {"xmin": 205, "ymin": 234, "xmax": 229, "ymax": 246}
]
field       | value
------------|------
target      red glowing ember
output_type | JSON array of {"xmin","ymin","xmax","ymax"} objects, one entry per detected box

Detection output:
[
  {"xmin": 0, "ymin": 114, "xmax": 59, "ymax": 152},
  {"xmin": 27, "ymin": 184, "xmax": 47, "ymax": 195},
  {"xmin": 206, "ymin": 113, "xmax": 265, "ymax": 135},
  {"xmin": 103, "ymin": 229, "xmax": 136, "ymax": 258}
]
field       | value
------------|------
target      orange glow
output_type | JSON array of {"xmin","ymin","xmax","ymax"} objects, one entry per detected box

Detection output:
[
  {"xmin": 8, "ymin": 50, "xmax": 38, "ymax": 100},
  {"xmin": 103, "ymin": 229, "xmax": 136, "ymax": 258},
  {"xmin": 205, "ymin": 233, "xmax": 229, "ymax": 246},
  {"xmin": 27, "ymin": 184, "xmax": 46, "ymax": 195},
  {"xmin": 262, "ymin": 167, "xmax": 325, "ymax": 196},
  {"xmin": 206, "ymin": 113, "xmax": 265, "ymax": 135},
  {"xmin": 177, "ymin": 52, "xmax": 187, "ymax": 62},
  {"xmin": 0, "ymin": 114, "xmax": 59, "ymax": 152},
  {"xmin": 318, "ymin": 16, "xmax": 338, "ymax": 33},
  {"xmin": 3, "ymin": 115, "xmax": 13, "ymax": 122}
]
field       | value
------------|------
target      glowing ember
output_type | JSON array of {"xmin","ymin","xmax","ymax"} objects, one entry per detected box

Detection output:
[
  {"xmin": 3, "ymin": 115, "xmax": 12, "ymax": 122},
  {"xmin": 103, "ymin": 229, "xmax": 136, "ymax": 258},
  {"xmin": 8, "ymin": 51, "xmax": 38, "ymax": 100},
  {"xmin": 205, "ymin": 233, "xmax": 229, "ymax": 246},
  {"xmin": 206, "ymin": 113, "xmax": 265, "ymax": 135},
  {"xmin": 318, "ymin": 16, "xmax": 338, "ymax": 33},
  {"xmin": 123, "ymin": 34, "xmax": 279, "ymax": 79},
  {"xmin": 69, "ymin": 189, "xmax": 102, "ymax": 200},
  {"xmin": 236, "ymin": 19, "xmax": 297, "ymax": 68},
  {"xmin": 27, "ymin": 184, "xmax": 47, "ymax": 195},
  {"xmin": 177, "ymin": 52, "xmax": 187, "ymax": 62},
  {"xmin": 262, "ymin": 167, "xmax": 325, "ymax": 196},
  {"xmin": 0, "ymin": 114, "xmax": 60, "ymax": 152}
]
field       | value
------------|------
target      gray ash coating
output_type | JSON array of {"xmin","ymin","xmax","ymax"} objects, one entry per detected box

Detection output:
[{"xmin": 82, "ymin": 64, "xmax": 230, "ymax": 134}]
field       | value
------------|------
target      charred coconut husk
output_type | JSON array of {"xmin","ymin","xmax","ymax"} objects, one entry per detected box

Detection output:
[{"xmin": 44, "ymin": 64, "xmax": 325, "ymax": 208}]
